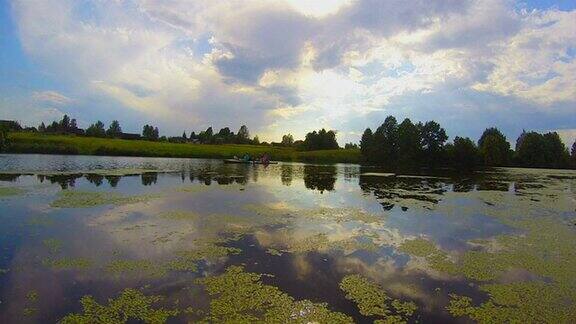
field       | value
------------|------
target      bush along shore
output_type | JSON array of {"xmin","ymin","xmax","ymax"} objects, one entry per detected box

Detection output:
[
  {"xmin": 5, "ymin": 132, "xmax": 361, "ymax": 164},
  {"xmin": 3, "ymin": 113, "xmax": 576, "ymax": 169}
]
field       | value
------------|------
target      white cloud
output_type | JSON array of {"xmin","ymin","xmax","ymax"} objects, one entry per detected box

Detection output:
[
  {"xmin": 7, "ymin": 0, "xmax": 576, "ymax": 144},
  {"xmin": 31, "ymin": 91, "xmax": 73, "ymax": 105}
]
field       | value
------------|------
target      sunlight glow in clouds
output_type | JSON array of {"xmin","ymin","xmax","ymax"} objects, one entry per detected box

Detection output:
[{"xmin": 1, "ymin": 0, "xmax": 575, "ymax": 145}]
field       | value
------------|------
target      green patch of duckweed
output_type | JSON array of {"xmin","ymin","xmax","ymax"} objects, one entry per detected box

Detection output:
[
  {"xmin": 398, "ymin": 238, "xmax": 458, "ymax": 274},
  {"xmin": 107, "ymin": 244, "xmax": 241, "ymax": 277},
  {"xmin": 43, "ymin": 238, "xmax": 62, "ymax": 254},
  {"xmin": 106, "ymin": 259, "xmax": 165, "ymax": 277},
  {"xmin": 51, "ymin": 190, "xmax": 155, "ymax": 208},
  {"xmin": 159, "ymin": 211, "xmax": 201, "ymax": 220},
  {"xmin": 59, "ymin": 288, "xmax": 179, "ymax": 324},
  {"xmin": 167, "ymin": 245, "xmax": 241, "ymax": 272},
  {"xmin": 26, "ymin": 216, "xmax": 53, "ymax": 226},
  {"xmin": 0, "ymin": 187, "xmax": 25, "ymax": 197},
  {"xmin": 339, "ymin": 274, "xmax": 417, "ymax": 323},
  {"xmin": 26, "ymin": 290, "xmax": 38, "ymax": 302},
  {"xmin": 302, "ymin": 207, "xmax": 384, "ymax": 224},
  {"xmin": 284, "ymin": 233, "xmax": 381, "ymax": 254},
  {"xmin": 197, "ymin": 265, "xmax": 352, "ymax": 323},
  {"xmin": 44, "ymin": 257, "xmax": 92, "ymax": 270},
  {"xmin": 445, "ymin": 217, "xmax": 576, "ymax": 323},
  {"xmin": 266, "ymin": 248, "xmax": 283, "ymax": 256},
  {"xmin": 23, "ymin": 307, "xmax": 36, "ymax": 316},
  {"xmin": 287, "ymin": 233, "xmax": 330, "ymax": 253}
]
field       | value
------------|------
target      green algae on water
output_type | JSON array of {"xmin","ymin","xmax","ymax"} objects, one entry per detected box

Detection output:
[
  {"xmin": 59, "ymin": 288, "xmax": 179, "ymax": 324},
  {"xmin": 51, "ymin": 190, "xmax": 155, "ymax": 208},
  {"xmin": 398, "ymin": 238, "xmax": 458, "ymax": 274},
  {"xmin": 167, "ymin": 245, "xmax": 241, "ymax": 272},
  {"xmin": 197, "ymin": 265, "xmax": 352, "ymax": 323},
  {"xmin": 27, "ymin": 216, "xmax": 53, "ymax": 226},
  {"xmin": 43, "ymin": 238, "xmax": 62, "ymax": 254},
  {"xmin": 339, "ymin": 274, "xmax": 417, "ymax": 323},
  {"xmin": 266, "ymin": 248, "xmax": 283, "ymax": 256},
  {"xmin": 44, "ymin": 257, "xmax": 92, "ymax": 270},
  {"xmin": 287, "ymin": 233, "xmax": 330, "ymax": 253},
  {"xmin": 444, "ymin": 217, "xmax": 576, "ymax": 323},
  {"xmin": 0, "ymin": 187, "xmax": 25, "ymax": 197},
  {"xmin": 106, "ymin": 259, "xmax": 165, "ymax": 277},
  {"xmin": 107, "ymin": 244, "xmax": 241, "ymax": 277},
  {"xmin": 26, "ymin": 290, "xmax": 38, "ymax": 302}
]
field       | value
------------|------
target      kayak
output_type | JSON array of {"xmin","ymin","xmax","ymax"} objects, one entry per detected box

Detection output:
[{"xmin": 223, "ymin": 159, "xmax": 278, "ymax": 165}]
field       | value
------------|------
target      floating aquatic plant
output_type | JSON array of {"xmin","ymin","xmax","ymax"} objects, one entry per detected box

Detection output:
[
  {"xmin": 51, "ymin": 190, "xmax": 155, "ymax": 208},
  {"xmin": 339, "ymin": 274, "xmax": 417, "ymax": 323},
  {"xmin": 26, "ymin": 216, "xmax": 53, "ymax": 226},
  {"xmin": 43, "ymin": 238, "xmax": 62, "ymax": 254},
  {"xmin": 0, "ymin": 187, "xmax": 25, "ymax": 197},
  {"xmin": 106, "ymin": 259, "xmax": 165, "ymax": 277},
  {"xmin": 287, "ymin": 233, "xmax": 330, "ymax": 253},
  {"xmin": 398, "ymin": 238, "xmax": 458, "ymax": 274},
  {"xmin": 197, "ymin": 266, "xmax": 352, "ymax": 323},
  {"xmin": 167, "ymin": 245, "xmax": 241, "ymax": 272},
  {"xmin": 266, "ymin": 248, "xmax": 283, "ymax": 256},
  {"xmin": 59, "ymin": 288, "xmax": 179, "ymax": 324},
  {"xmin": 43, "ymin": 257, "xmax": 92, "ymax": 270}
]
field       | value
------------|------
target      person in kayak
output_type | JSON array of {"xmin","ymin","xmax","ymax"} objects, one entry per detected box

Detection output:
[
  {"xmin": 242, "ymin": 153, "xmax": 251, "ymax": 162},
  {"xmin": 260, "ymin": 153, "xmax": 270, "ymax": 164}
]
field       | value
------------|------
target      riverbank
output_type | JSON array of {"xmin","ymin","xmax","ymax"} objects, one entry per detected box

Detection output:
[{"xmin": 5, "ymin": 132, "xmax": 361, "ymax": 164}]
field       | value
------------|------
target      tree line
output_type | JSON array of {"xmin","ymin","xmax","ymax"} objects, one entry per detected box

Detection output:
[
  {"xmin": 5, "ymin": 114, "xmax": 576, "ymax": 170},
  {"xmin": 29, "ymin": 115, "xmax": 344, "ymax": 150},
  {"xmin": 360, "ymin": 116, "xmax": 576, "ymax": 170}
]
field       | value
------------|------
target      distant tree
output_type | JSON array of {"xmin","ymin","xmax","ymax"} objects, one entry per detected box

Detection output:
[
  {"xmin": 182, "ymin": 131, "xmax": 187, "ymax": 140},
  {"xmin": 571, "ymin": 141, "xmax": 576, "ymax": 168},
  {"xmin": 513, "ymin": 131, "xmax": 569, "ymax": 168},
  {"xmin": 70, "ymin": 118, "xmax": 78, "ymax": 131},
  {"xmin": 217, "ymin": 127, "xmax": 234, "ymax": 143},
  {"xmin": 515, "ymin": 131, "xmax": 546, "ymax": 167},
  {"xmin": 0, "ymin": 125, "xmax": 8, "ymax": 152},
  {"xmin": 418, "ymin": 120, "xmax": 448, "ymax": 167},
  {"xmin": 373, "ymin": 116, "xmax": 399, "ymax": 165},
  {"xmin": 478, "ymin": 127, "xmax": 511, "ymax": 167},
  {"xmin": 360, "ymin": 128, "xmax": 375, "ymax": 161},
  {"xmin": 253, "ymin": 136, "xmax": 260, "ymax": 145},
  {"xmin": 189, "ymin": 131, "xmax": 197, "ymax": 140},
  {"xmin": 303, "ymin": 128, "xmax": 338, "ymax": 151},
  {"xmin": 281, "ymin": 134, "xmax": 294, "ymax": 147},
  {"xmin": 344, "ymin": 143, "xmax": 358, "ymax": 149},
  {"xmin": 86, "ymin": 121, "xmax": 106, "ymax": 138},
  {"xmin": 47, "ymin": 121, "xmax": 59, "ymax": 133},
  {"xmin": 38, "ymin": 122, "xmax": 46, "ymax": 132},
  {"xmin": 448, "ymin": 137, "xmax": 479, "ymax": 171},
  {"xmin": 142, "ymin": 125, "xmax": 152, "ymax": 140},
  {"xmin": 142, "ymin": 124, "xmax": 159, "ymax": 141},
  {"xmin": 106, "ymin": 120, "xmax": 122, "ymax": 138},
  {"xmin": 397, "ymin": 118, "xmax": 421, "ymax": 168},
  {"xmin": 237, "ymin": 125, "xmax": 250, "ymax": 144},
  {"xmin": 542, "ymin": 132, "xmax": 569, "ymax": 168},
  {"xmin": 199, "ymin": 127, "xmax": 214, "ymax": 144},
  {"xmin": 60, "ymin": 115, "xmax": 70, "ymax": 131}
]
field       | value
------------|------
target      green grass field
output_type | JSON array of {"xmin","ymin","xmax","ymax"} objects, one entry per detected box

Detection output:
[{"xmin": 6, "ymin": 132, "xmax": 361, "ymax": 164}]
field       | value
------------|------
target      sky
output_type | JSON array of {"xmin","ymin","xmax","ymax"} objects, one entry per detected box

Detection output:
[{"xmin": 1, "ymin": 0, "xmax": 575, "ymax": 146}]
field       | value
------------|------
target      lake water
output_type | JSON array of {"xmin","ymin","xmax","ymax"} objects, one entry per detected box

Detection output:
[{"xmin": 0, "ymin": 154, "xmax": 575, "ymax": 323}]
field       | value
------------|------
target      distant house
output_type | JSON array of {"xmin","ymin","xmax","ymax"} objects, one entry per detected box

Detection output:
[
  {"xmin": 120, "ymin": 133, "xmax": 141, "ymax": 140},
  {"xmin": 0, "ymin": 120, "xmax": 22, "ymax": 131}
]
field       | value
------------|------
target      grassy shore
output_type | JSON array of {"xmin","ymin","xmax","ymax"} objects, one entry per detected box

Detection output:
[{"xmin": 6, "ymin": 132, "xmax": 361, "ymax": 164}]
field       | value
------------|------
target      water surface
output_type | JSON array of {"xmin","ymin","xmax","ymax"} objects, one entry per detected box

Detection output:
[{"xmin": 0, "ymin": 154, "xmax": 575, "ymax": 323}]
